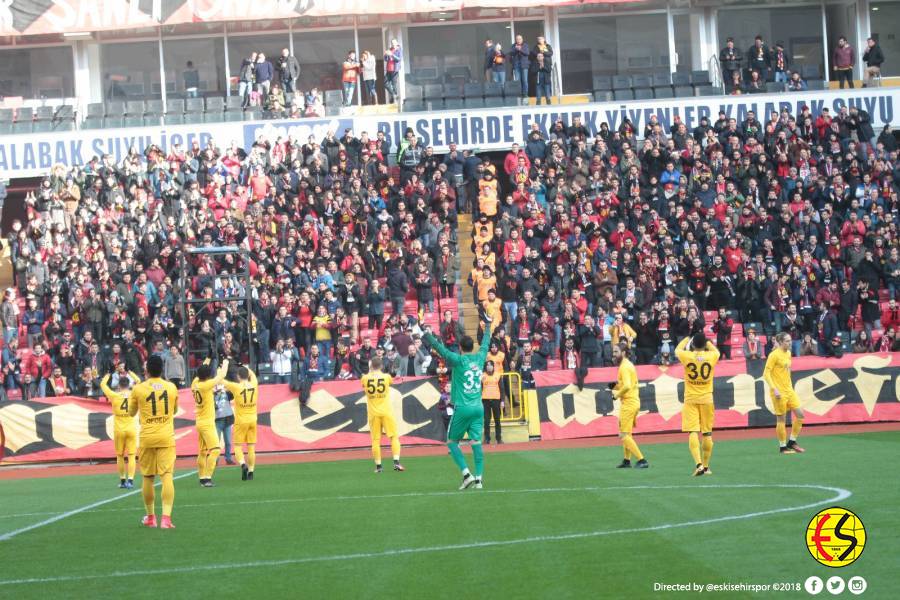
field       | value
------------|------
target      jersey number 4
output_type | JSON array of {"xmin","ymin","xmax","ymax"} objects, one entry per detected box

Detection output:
[
  {"xmin": 686, "ymin": 362, "xmax": 712, "ymax": 381},
  {"xmin": 366, "ymin": 379, "xmax": 386, "ymax": 395}
]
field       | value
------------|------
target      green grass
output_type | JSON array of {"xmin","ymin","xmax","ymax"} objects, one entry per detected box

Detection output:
[{"xmin": 1, "ymin": 431, "xmax": 898, "ymax": 599}]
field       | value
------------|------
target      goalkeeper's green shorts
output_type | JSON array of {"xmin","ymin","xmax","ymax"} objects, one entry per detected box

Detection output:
[{"xmin": 447, "ymin": 405, "xmax": 483, "ymax": 443}]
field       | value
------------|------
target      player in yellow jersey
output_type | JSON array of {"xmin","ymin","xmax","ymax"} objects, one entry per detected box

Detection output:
[
  {"xmin": 360, "ymin": 357, "xmax": 404, "ymax": 473},
  {"xmin": 100, "ymin": 370, "xmax": 141, "ymax": 489},
  {"xmin": 675, "ymin": 333, "xmax": 720, "ymax": 476},
  {"xmin": 191, "ymin": 358, "xmax": 229, "ymax": 487},
  {"xmin": 610, "ymin": 343, "xmax": 648, "ymax": 468},
  {"xmin": 764, "ymin": 332, "xmax": 805, "ymax": 454},
  {"xmin": 128, "ymin": 355, "xmax": 180, "ymax": 529},
  {"xmin": 224, "ymin": 365, "xmax": 259, "ymax": 481}
]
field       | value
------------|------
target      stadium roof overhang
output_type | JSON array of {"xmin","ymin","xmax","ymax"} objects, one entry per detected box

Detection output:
[{"xmin": 0, "ymin": 0, "xmax": 641, "ymax": 37}]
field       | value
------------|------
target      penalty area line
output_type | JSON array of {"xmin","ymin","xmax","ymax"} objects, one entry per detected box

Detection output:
[
  {"xmin": 0, "ymin": 483, "xmax": 851, "ymax": 586},
  {"xmin": 0, "ymin": 470, "xmax": 198, "ymax": 542}
]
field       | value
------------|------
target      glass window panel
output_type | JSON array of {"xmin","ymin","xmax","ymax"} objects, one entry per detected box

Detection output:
[
  {"xmin": 718, "ymin": 7, "xmax": 824, "ymax": 80},
  {"xmin": 162, "ymin": 37, "xmax": 227, "ymax": 97},
  {"xmin": 559, "ymin": 14, "xmax": 668, "ymax": 93},
  {"xmin": 409, "ymin": 11, "xmax": 460, "ymax": 24},
  {"xmin": 100, "ymin": 41, "xmax": 159, "ymax": 100},
  {"xmin": 408, "ymin": 22, "xmax": 509, "ymax": 85},
  {"xmin": 292, "ymin": 29, "xmax": 356, "ymax": 93},
  {"xmin": 461, "ymin": 8, "xmax": 511, "ymax": 20},
  {"xmin": 870, "ymin": 3, "xmax": 900, "ymax": 77},
  {"xmin": 0, "ymin": 46, "xmax": 74, "ymax": 99}
]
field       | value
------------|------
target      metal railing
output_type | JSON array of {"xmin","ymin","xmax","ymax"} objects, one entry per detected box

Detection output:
[{"xmin": 500, "ymin": 371, "xmax": 525, "ymax": 422}]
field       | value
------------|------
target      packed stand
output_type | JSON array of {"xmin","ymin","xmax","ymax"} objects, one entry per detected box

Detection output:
[
  {"xmin": 462, "ymin": 105, "xmax": 899, "ymax": 387},
  {"xmin": 2, "ymin": 126, "xmax": 476, "ymax": 400}
]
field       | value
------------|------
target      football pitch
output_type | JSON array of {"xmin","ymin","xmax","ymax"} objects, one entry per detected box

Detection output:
[{"xmin": 0, "ymin": 430, "xmax": 896, "ymax": 599}]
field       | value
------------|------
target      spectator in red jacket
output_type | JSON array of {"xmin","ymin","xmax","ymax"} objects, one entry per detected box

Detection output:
[
  {"xmin": 25, "ymin": 342, "xmax": 53, "ymax": 397},
  {"xmin": 503, "ymin": 144, "xmax": 530, "ymax": 176},
  {"xmin": 882, "ymin": 299, "xmax": 899, "ymax": 331}
]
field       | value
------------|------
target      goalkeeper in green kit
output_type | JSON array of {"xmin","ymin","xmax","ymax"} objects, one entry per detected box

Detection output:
[{"xmin": 420, "ymin": 319, "xmax": 492, "ymax": 490}]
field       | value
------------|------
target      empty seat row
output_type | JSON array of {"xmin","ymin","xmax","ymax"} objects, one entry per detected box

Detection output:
[
  {"xmin": 0, "ymin": 105, "xmax": 76, "ymax": 134},
  {"xmin": 403, "ymin": 81, "xmax": 524, "ymax": 112}
]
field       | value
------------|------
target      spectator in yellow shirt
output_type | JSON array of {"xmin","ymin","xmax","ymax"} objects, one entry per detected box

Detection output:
[
  {"xmin": 482, "ymin": 360, "xmax": 504, "ymax": 444},
  {"xmin": 609, "ymin": 314, "xmax": 636, "ymax": 347}
]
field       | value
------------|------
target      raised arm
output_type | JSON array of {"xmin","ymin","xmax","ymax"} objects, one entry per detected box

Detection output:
[
  {"xmin": 674, "ymin": 336, "xmax": 692, "ymax": 365},
  {"xmin": 476, "ymin": 325, "xmax": 492, "ymax": 364},
  {"xmin": 705, "ymin": 341, "xmax": 721, "ymax": 364},
  {"xmin": 100, "ymin": 373, "xmax": 113, "ymax": 399},
  {"xmin": 423, "ymin": 332, "xmax": 460, "ymax": 367}
]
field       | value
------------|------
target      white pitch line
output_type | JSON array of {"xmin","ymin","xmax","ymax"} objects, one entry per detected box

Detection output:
[
  {"xmin": 0, "ymin": 470, "xmax": 198, "ymax": 542},
  {"xmin": 0, "ymin": 483, "xmax": 850, "ymax": 586}
]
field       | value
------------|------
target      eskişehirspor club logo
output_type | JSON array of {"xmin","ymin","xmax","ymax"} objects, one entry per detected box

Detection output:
[{"xmin": 806, "ymin": 507, "xmax": 866, "ymax": 567}]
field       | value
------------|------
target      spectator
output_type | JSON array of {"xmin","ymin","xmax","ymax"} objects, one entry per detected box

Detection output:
[
  {"xmin": 255, "ymin": 52, "xmax": 274, "ymax": 97},
  {"xmin": 534, "ymin": 52, "xmax": 552, "ymax": 105},
  {"xmin": 383, "ymin": 39, "xmax": 402, "ymax": 103},
  {"xmin": 862, "ymin": 37, "xmax": 884, "ymax": 88},
  {"xmin": 770, "ymin": 42, "xmax": 790, "ymax": 83},
  {"xmin": 163, "ymin": 345, "xmax": 186, "ymax": 388},
  {"xmin": 276, "ymin": 47, "xmax": 301, "ymax": 94},
  {"xmin": 361, "ymin": 50, "xmax": 377, "ymax": 105},
  {"xmin": 786, "ymin": 72, "xmax": 808, "ymax": 91},
  {"xmin": 341, "ymin": 50, "xmax": 360, "ymax": 106},
  {"xmin": 183, "ymin": 61, "xmax": 200, "ymax": 98},
  {"xmin": 742, "ymin": 328, "xmax": 765, "ymax": 360},
  {"xmin": 271, "ymin": 339, "xmax": 293, "ymax": 384},
  {"xmin": 832, "ymin": 36, "xmax": 854, "ymax": 89},
  {"xmin": 746, "ymin": 35, "xmax": 771, "ymax": 79},
  {"xmin": 711, "ymin": 307, "xmax": 734, "ymax": 359},
  {"xmin": 483, "ymin": 39, "xmax": 496, "ymax": 82},
  {"xmin": 1, "ymin": 288, "xmax": 18, "ymax": 345},
  {"xmin": 239, "ymin": 52, "xmax": 257, "ymax": 107},
  {"xmin": 852, "ymin": 330, "xmax": 874, "ymax": 354},
  {"xmin": 508, "ymin": 34, "xmax": 530, "ymax": 96},
  {"xmin": 490, "ymin": 43, "xmax": 507, "ymax": 84},
  {"xmin": 214, "ymin": 384, "xmax": 236, "ymax": 465},
  {"xmin": 719, "ymin": 38, "xmax": 742, "ymax": 85},
  {"xmin": 482, "ymin": 360, "xmax": 503, "ymax": 444}
]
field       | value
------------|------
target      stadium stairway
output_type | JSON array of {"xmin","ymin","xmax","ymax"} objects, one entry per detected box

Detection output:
[{"xmin": 456, "ymin": 213, "xmax": 481, "ymax": 344}]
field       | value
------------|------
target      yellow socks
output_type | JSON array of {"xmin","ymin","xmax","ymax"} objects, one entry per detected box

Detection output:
[
  {"xmin": 688, "ymin": 432, "xmax": 701, "ymax": 465},
  {"xmin": 701, "ymin": 435, "xmax": 713, "ymax": 468},
  {"xmin": 372, "ymin": 435, "xmax": 382, "ymax": 464},
  {"xmin": 127, "ymin": 455, "xmax": 136, "ymax": 480},
  {"xmin": 234, "ymin": 445, "xmax": 245, "ymax": 465},
  {"xmin": 776, "ymin": 421, "xmax": 787, "ymax": 446},
  {"xmin": 142, "ymin": 477, "xmax": 155, "ymax": 515},
  {"xmin": 791, "ymin": 419, "xmax": 803, "ymax": 441},
  {"xmin": 206, "ymin": 448, "xmax": 221, "ymax": 478},
  {"xmin": 390, "ymin": 437, "xmax": 401, "ymax": 462},
  {"xmin": 247, "ymin": 445, "xmax": 256, "ymax": 472},
  {"xmin": 623, "ymin": 435, "xmax": 644, "ymax": 461},
  {"xmin": 161, "ymin": 473, "xmax": 174, "ymax": 517},
  {"xmin": 623, "ymin": 441, "xmax": 631, "ymax": 460},
  {"xmin": 116, "ymin": 455, "xmax": 126, "ymax": 479}
]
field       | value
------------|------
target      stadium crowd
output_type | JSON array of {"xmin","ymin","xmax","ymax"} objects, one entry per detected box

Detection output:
[{"xmin": 3, "ymin": 92, "xmax": 900, "ymax": 400}]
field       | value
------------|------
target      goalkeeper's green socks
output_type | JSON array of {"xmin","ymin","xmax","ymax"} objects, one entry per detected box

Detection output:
[
  {"xmin": 472, "ymin": 443, "xmax": 484, "ymax": 478},
  {"xmin": 448, "ymin": 442, "xmax": 469, "ymax": 472}
]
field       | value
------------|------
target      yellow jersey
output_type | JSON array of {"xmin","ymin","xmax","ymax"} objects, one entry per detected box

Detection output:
[
  {"xmin": 764, "ymin": 347, "xmax": 795, "ymax": 399},
  {"xmin": 190, "ymin": 362, "xmax": 228, "ymax": 426},
  {"xmin": 361, "ymin": 371, "xmax": 393, "ymax": 418},
  {"xmin": 101, "ymin": 372, "xmax": 140, "ymax": 431},
  {"xmin": 129, "ymin": 377, "xmax": 179, "ymax": 448},
  {"xmin": 675, "ymin": 336, "xmax": 720, "ymax": 404},
  {"xmin": 614, "ymin": 358, "xmax": 639, "ymax": 406},
  {"xmin": 224, "ymin": 369, "xmax": 259, "ymax": 424}
]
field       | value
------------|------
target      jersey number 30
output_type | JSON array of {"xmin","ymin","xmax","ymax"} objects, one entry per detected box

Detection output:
[{"xmin": 686, "ymin": 363, "xmax": 712, "ymax": 381}]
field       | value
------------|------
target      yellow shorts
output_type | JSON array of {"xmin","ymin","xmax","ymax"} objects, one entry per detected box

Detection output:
[
  {"xmin": 682, "ymin": 403, "xmax": 715, "ymax": 433},
  {"xmin": 772, "ymin": 393, "xmax": 801, "ymax": 416},
  {"xmin": 139, "ymin": 446, "xmax": 176, "ymax": 476},
  {"xmin": 197, "ymin": 424, "xmax": 219, "ymax": 453},
  {"xmin": 619, "ymin": 403, "xmax": 639, "ymax": 434},
  {"xmin": 114, "ymin": 428, "xmax": 136, "ymax": 456},
  {"xmin": 234, "ymin": 421, "xmax": 258, "ymax": 444},
  {"xmin": 368, "ymin": 414, "xmax": 398, "ymax": 441}
]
